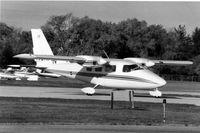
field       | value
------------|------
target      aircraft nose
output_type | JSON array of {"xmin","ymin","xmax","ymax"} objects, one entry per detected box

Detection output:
[
  {"xmin": 143, "ymin": 70, "xmax": 166, "ymax": 87},
  {"xmin": 156, "ymin": 76, "xmax": 166, "ymax": 87}
]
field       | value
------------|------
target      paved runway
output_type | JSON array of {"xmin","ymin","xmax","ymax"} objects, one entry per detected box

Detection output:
[
  {"xmin": 0, "ymin": 125, "xmax": 200, "ymax": 133},
  {"xmin": 0, "ymin": 83, "xmax": 200, "ymax": 132},
  {"xmin": 0, "ymin": 85, "xmax": 200, "ymax": 106}
]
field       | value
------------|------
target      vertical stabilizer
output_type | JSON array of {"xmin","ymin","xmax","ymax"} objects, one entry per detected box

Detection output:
[
  {"xmin": 31, "ymin": 29, "xmax": 54, "ymax": 56},
  {"xmin": 31, "ymin": 29, "xmax": 54, "ymax": 67}
]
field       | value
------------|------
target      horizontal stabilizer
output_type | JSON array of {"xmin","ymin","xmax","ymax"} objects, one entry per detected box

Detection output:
[
  {"xmin": 8, "ymin": 65, "xmax": 36, "ymax": 68},
  {"xmin": 14, "ymin": 54, "xmax": 86, "ymax": 63}
]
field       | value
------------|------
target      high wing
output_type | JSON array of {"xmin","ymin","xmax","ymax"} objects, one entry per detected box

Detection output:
[
  {"xmin": 151, "ymin": 60, "xmax": 193, "ymax": 66},
  {"xmin": 15, "ymin": 54, "xmax": 193, "ymax": 67},
  {"xmin": 124, "ymin": 58, "xmax": 193, "ymax": 67}
]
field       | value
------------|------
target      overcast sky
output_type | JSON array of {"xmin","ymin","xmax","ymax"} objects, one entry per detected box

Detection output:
[{"xmin": 1, "ymin": 1, "xmax": 200, "ymax": 34}]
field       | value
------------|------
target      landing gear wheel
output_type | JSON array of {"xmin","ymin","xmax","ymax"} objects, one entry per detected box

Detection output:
[{"xmin": 149, "ymin": 88, "xmax": 162, "ymax": 97}]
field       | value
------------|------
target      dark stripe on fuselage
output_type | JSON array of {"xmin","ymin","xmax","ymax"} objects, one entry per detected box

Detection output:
[{"xmin": 47, "ymin": 69, "xmax": 158, "ymax": 84}]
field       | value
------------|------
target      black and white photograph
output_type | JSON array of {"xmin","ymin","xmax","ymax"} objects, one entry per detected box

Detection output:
[{"xmin": 0, "ymin": 0, "xmax": 200, "ymax": 132}]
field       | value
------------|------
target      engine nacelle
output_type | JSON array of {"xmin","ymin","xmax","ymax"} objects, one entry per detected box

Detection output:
[
  {"xmin": 77, "ymin": 55, "xmax": 107, "ymax": 66},
  {"xmin": 124, "ymin": 58, "xmax": 155, "ymax": 67},
  {"xmin": 81, "ymin": 87, "xmax": 95, "ymax": 95},
  {"xmin": 97, "ymin": 58, "xmax": 107, "ymax": 65}
]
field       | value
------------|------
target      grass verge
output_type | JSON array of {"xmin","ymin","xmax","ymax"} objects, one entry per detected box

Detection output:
[{"xmin": 0, "ymin": 97, "xmax": 200, "ymax": 126}]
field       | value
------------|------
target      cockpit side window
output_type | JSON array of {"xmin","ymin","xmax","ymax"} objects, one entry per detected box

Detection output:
[
  {"xmin": 123, "ymin": 64, "xmax": 142, "ymax": 72},
  {"xmin": 95, "ymin": 67, "xmax": 102, "ymax": 72},
  {"xmin": 86, "ymin": 67, "xmax": 92, "ymax": 71},
  {"xmin": 105, "ymin": 65, "xmax": 116, "ymax": 72}
]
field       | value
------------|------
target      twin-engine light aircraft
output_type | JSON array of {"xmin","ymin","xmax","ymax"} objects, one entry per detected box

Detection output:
[{"xmin": 14, "ymin": 29, "xmax": 193, "ymax": 97}]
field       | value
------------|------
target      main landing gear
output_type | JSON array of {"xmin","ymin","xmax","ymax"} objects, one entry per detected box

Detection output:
[
  {"xmin": 110, "ymin": 89, "xmax": 167, "ymax": 122},
  {"xmin": 110, "ymin": 88, "xmax": 163, "ymax": 109}
]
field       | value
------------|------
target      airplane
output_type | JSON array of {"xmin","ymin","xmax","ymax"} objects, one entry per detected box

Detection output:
[{"xmin": 14, "ymin": 29, "xmax": 193, "ymax": 98}]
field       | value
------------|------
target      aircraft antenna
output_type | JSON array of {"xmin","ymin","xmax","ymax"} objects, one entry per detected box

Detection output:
[{"xmin": 103, "ymin": 50, "xmax": 110, "ymax": 60}]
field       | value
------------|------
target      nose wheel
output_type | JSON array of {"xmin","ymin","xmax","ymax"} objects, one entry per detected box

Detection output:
[{"xmin": 149, "ymin": 88, "xmax": 162, "ymax": 97}]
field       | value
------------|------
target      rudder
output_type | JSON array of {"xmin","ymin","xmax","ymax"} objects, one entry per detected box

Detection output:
[
  {"xmin": 31, "ymin": 29, "xmax": 54, "ymax": 67},
  {"xmin": 31, "ymin": 29, "xmax": 54, "ymax": 55}
]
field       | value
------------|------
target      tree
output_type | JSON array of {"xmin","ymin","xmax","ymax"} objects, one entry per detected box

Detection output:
[
  {"xmin": 0, "ymin": 23, "xmax": 33, "ymax": 67},
  {"xmin": 146, "ymin": 24, "xmax": 167, "ymax": 58},
  {"xmin": 192, "ymin": 27, "xmax": 200, "ymax": 56},
  {"xmin": 41, "ymin": 13, "xmax": 77, "ymax": 55},
  {"xmin": 115, "ymin": 18, "xmax": 149, "ymax": 58},
  {"xmin": 174, "ymin": 25, "xmax": 193, "ymax": 60},
  {"xmin": 0, "ymin": 44, "xmax": 14, "ymax": 67}
]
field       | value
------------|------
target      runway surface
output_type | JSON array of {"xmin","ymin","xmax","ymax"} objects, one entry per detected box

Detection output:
[
  {"xmin": 0, "ymin": 85, "xmax": 200, "ymax": 106},
  {"xmin": 0, "ymin": 83, "xmax": 200, "ymax": 132},
  {"xmin": 0, "ymin": 125, "xmax": 200, "ymax": 133}
]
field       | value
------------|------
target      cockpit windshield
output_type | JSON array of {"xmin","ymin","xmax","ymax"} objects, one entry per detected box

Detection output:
[{"xmin": 123, "ymin": 64, "xmax": 143, "ymax": 72}]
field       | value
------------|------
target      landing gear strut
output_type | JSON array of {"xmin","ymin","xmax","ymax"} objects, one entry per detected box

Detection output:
[
  {"xmin": 129, "ymin": 90, "xmax": 135, "ymax": 109},
  {"xmin": 110, "ymin": 91, "xmax": 114, "ymax": 109}
]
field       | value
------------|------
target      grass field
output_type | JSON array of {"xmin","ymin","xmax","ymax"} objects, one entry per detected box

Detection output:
[{"xmin": 0, "ymin": 97, "xmax": 200, "ymax": 126}]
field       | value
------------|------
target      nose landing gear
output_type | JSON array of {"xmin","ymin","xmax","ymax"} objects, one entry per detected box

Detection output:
[{"xmin": 149, "ymin": 88, "xmax": 162, "ymax": 97}]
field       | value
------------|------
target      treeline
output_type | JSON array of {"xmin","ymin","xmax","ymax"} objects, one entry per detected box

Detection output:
[{"xmin": 0, "ymin": 13, "xmax": 200, "ymax": 76}]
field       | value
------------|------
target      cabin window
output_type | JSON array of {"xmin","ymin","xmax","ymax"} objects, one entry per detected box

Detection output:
[
  {"xmin": 95, "ymin": 67, "xmax": 102, "ymax": 72},
  {"xmin": 105, "ymin": 65, "xmax": 116, "ymax": 72},
  {"xmin": 123, "ymin": 64, "xmax": 141, "ymax": 72},
  {"xmin": 86, "ymin": 67, "xmax": 92, "ymax": 71},
  {"xmin": 93, "ymin": 61, "xmax": 97, "ymax": 65}
]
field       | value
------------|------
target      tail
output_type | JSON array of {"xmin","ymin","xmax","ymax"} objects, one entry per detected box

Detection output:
[
  {"xmin": 31, "ymin": 29, "xmax": 54, "ymax": 67},
  {"xmin": 31, "ymin": 29, "xmax": 54, "ymax": 56}
]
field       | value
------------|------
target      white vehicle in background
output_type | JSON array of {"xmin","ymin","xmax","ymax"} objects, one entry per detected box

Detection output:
[
  {"xmin": 0, "ymin": 67, "xmax": 19, "ymax": 80},
  {"xmin": 0, "ymin": 67, "xmax": 38, "ymax": 81}
]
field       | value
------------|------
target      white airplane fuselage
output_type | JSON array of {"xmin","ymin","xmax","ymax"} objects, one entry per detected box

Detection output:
[{"xmin": 45, "ymin": 59, "xmax": 166, "ymax": 89}]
